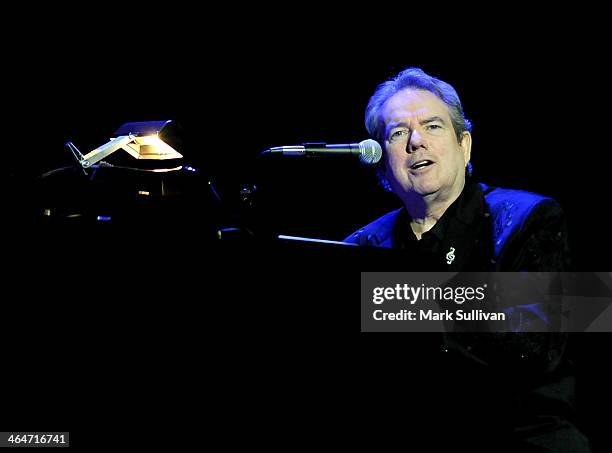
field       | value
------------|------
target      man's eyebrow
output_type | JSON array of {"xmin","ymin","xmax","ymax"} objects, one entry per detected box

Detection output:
[
  {"xmin": 386, "ymin": 122, "xmax": 410, "ymax": 130},
  {"xmin": 386, "ymin": 116, "xmax": 447, "ymax": 130},
  {"xmin": 420, "ymin": 116, "xmax": 447, "ymax": 125}
]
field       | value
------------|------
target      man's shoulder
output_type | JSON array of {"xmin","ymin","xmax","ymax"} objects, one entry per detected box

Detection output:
[
  {"xmin": 343, "ymin": 208, "xmax": 403, "ymax": 247},
  {"xmin": 343, "ymin": 184, "xmax": 564, "ymax": 249},
  {"xmin": 480, "ymin": 183, "xmax": 566, "ymax": 263},
  {"xmin": 480, "ymin": 183, "xmax": 562, "ymax": 222},
  {"xmin": 481, "ymin": 183, "xmax": 557, "ymax": 209}
]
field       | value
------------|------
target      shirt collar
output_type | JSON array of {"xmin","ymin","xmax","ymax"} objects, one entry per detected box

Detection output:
[{"xmin": 395, "ymin": 180, "xmax": 483, "ymax": 244}]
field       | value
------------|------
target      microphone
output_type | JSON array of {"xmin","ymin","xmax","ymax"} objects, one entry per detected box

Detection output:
[{"xmin": 262, "ymin": 139, "xmax": 383, "ymax": 165}]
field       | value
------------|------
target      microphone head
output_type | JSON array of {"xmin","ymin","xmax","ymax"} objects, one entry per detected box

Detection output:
[{"xmin": 358, "ymin": 139, "xmax": 383, "ymax": 165}]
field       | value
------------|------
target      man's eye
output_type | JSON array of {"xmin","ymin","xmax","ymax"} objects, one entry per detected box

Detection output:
[
  {"xmin": 426, "ymin": 124, "xmax": 442, "ymax": 130},
  {"xmin": 390, "ymin": 130, "xmax": 408, "ymax": 139}
]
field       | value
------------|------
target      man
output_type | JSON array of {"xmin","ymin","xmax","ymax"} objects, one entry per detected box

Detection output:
[
  {"xmin": 348, "ymin": 68, "xmax": 590, "ymax": 451},
  {"xmin": 345, "ymin": 67, "xmax": 569, "ymax": 272}
]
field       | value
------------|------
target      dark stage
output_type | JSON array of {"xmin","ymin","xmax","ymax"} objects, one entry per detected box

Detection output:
[{"xmin": 4, "ymin": 38, "xmax": 612, "ymax": 450}]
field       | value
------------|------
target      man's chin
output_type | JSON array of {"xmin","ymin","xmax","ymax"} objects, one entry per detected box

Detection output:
[
  {"xmin": 398, "ymin": 185, "xmax": 440, "ymax": 201},
  {"xmin": 412, "ymin": 184, "xmax": 440, "ymax": 197}
]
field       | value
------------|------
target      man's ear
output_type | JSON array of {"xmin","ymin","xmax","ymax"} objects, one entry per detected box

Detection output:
[
  {"xmin": 379, "ymin": 143, "xmax": 389, "ymax": 174},
  {"xmin": 459, "ymin": 131, "xmax": 472, "ymax": 166}
]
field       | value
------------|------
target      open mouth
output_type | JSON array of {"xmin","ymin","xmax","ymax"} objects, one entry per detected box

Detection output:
[{"xmin": 410, "ymin": 160, "xmax": 434, "ymax": 170}]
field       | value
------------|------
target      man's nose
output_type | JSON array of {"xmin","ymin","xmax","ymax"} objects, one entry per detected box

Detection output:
[{"xmin": 405, "ymin": 130, "xmax": 425, "ymax": 153}]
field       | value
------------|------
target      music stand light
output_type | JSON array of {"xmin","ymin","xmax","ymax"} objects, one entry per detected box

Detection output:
[{"xmin": 67, "ymin": 120, "xmax": 183, "ymax": 169}]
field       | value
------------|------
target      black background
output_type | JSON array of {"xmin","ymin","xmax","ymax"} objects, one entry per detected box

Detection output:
[
  {"xmin": 7, "ymin": 36, "xmax": 611, "ymax": 268},
  {"xmin": 3, "ymin": 15, "xmax": 612, "ymax": 450},
  {"xmin": 8, "ymin": 54, "xmax": 610, "ymax": 269}
]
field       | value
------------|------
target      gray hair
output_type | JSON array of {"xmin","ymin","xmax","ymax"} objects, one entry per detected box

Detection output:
[
  {"xmin": 364, "ymin": 67, "xmax": 473, "ymax": 190},
  {"xmin": 365, "ymin": 67, "xmax": 472, "ymax": 143}
]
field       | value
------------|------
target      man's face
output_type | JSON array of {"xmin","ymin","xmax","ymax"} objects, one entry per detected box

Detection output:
[{"xmin": 381, "ymin": 89, "xmax": 471, "ymax": 202}]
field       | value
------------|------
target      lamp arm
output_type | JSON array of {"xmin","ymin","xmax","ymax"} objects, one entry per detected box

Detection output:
[{"xmin": 79, "ymin": 135, "xmax": 135, "ymax": 168}]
